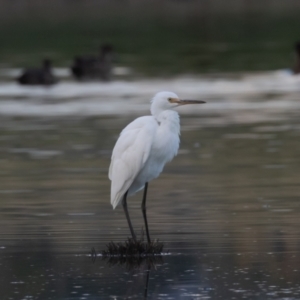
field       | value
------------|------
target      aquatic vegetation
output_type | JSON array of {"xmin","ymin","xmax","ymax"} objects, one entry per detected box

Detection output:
[
  {"xmin": 102, "ymin": 251, "xmax": 164, "ymax": 270},
  {"xmin": 102, "ymin": 237, "xmax": 164, "ymax": 257}
]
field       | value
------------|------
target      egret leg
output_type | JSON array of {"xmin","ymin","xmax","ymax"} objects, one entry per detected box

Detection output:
[
  {"xmin": 141, "ymin": 182, "xmax": 151, "ymax": 244},
  {"xmin": 122, "ymin": 191, "xmax": 137, "ymax": 242}
]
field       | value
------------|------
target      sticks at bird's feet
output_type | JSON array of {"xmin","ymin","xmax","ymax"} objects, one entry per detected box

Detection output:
[
  {"xmin": 102, "ymin": 237, "xmax": 164, "ymax": 257},
  {"xmin": 102, "ymin": 251, "xmax": 164, "ymax": 271}
]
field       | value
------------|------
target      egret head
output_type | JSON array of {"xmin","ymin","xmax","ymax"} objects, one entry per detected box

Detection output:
[{"xmin": 151, "ymin": 91, "xmax": 205, "ymax": 116}]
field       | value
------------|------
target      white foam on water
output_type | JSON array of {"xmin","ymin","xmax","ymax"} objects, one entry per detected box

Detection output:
[{"xmin": 0, "ymin": 70, "xmax": 299, "ymax": 123}]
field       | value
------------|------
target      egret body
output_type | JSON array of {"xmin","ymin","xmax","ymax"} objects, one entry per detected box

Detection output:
[{"xmin": 109, "ymin": 91, "xmax": 205, "ymax": 243}]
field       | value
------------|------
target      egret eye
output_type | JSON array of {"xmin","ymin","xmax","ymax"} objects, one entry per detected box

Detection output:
[{"xmin": 168, "ymin": 98, "xmax": 172, "ymax": 102}]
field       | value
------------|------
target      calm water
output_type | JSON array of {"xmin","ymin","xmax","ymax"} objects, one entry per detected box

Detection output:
[{"xmin": 0, "ymin": 77, "xmax": 300, "ymax": 299}]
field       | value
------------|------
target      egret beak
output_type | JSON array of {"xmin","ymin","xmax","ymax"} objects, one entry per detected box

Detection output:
[
  {"xmin": 169, "ymin": 97, "xmax": 206, "ymax": 105},
  {"xmin": 178, "ymin": 99, "xmax": 206, "ymax": 105}
]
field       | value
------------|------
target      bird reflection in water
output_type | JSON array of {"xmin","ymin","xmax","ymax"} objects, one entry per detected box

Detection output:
[
  {"xmin": 91, "ymin": 245, "xmax": 163, "ymax": 299},
  {"xmin": 103, "ymin": 252, "xmax": 163, "ymax": 299}
]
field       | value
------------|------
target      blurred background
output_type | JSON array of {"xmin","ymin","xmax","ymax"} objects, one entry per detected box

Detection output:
[
  {"xmin": 0, "ymin": 0, "xmax": 300, "ymax": 73},
  {"xmin": 1, "ymin": 1, "xmax": 300, "ymax": 299}
]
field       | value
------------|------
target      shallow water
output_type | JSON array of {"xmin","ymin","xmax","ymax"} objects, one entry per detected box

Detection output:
[{"xmin": 0, "ymin": 75, "xmax": 300, "ymax": 299}]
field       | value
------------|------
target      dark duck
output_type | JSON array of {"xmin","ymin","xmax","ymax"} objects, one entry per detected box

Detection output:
[
  {"xmin": 17, "ymin": 59, "xmax": 58, "ymax": 85},
  {"xmin": 294, "ymin": 41, "xmax": 300, "ymax": 75},
  {"xmin": 71, "ymin": 44, "xmax": 114, "ymax": 81}
]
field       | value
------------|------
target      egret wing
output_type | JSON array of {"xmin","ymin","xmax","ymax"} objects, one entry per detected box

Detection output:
[{"xmin": 109, "ymin": 116, "xmax": 157, "ymax": 209}]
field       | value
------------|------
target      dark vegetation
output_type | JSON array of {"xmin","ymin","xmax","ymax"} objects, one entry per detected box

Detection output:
[
  {"xmin": 0, "ymin": 0, "xmax": 299, "ymax": 75},
  {"xmin": 102, "ymin": 238, "xmax": 164, "ymax": 257}
]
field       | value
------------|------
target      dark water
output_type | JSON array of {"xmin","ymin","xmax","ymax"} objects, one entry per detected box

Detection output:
[{"xmin": 0, "ymin": 115, "xmax": 300, "ymax": 299}]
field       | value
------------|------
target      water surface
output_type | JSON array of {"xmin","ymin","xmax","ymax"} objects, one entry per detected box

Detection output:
[{"xmin": 0, "ymin": 75, "xmax": 300, "ymax": 299}]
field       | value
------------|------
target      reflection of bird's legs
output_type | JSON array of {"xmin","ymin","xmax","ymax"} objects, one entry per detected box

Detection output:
[
  {"xmin": 122, "ymin": 191, "xmax": 137, "ymax": 242},
  {"xmin": 143, "ymin": 263, "xmax": 151, "ymax": 299},
  {"xmin": 142, "ymin": 182, "xmax": 151, "ymax": 244}
]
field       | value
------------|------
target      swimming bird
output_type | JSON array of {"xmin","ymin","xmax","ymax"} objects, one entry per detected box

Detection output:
[
  {"xmin": 294, "ymin": 41, "xmax": 300, "ymax": 75},
  {"xmin": 71, "ymin": 44, "xmax": 114, "ymax": 81},
  {"xmin": 17, "ymin": 59, "xmax": 57, "ymax": 85},
  {"xmin": 109, "ymin": 91, "xmax": 205, "ymax": 243}
]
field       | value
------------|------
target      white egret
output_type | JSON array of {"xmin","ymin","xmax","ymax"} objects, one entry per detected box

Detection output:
[{"xmin": 109, "ymin": 91, "xmax": 205, "ymax": 243}]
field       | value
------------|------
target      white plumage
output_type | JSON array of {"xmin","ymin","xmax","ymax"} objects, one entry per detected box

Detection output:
[
  {"xmin": 109, "ymin": 91, "xmax": 180, "ymax": 208},
  {"xmin": 108, "ymin": 91, "xmax": 205, "ymax": 242}
]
